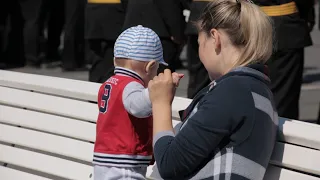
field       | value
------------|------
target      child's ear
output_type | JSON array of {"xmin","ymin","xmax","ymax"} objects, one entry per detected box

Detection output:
[{"xmin": 145, "ymin": 60, "xmax": 156, "ymax": 74}]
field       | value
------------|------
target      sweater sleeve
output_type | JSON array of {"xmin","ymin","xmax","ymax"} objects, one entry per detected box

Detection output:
[
  {"xmin": 153, "ymin": 78, "xmax": 252, "ymax": 179},
  {"xmin": 122, "ymin": 81, "xmax": 152, "ymax": 118}
]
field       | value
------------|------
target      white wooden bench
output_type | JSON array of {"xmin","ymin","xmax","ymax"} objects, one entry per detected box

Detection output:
[{"xmin": 0, "ymin": 70, "xmax": 320, "ymax": 180}]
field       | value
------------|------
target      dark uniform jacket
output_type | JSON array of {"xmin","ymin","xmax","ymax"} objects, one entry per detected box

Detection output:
[
  {"xmin": 185, "ymin": 1, "xmax": 208, "ymax": 36},
  {"xmin": 254, "ymin": 0, "xmax": 313, "ymax": 50},
  {"xmin": 85, "ymin": 0, "xmax": 126, "ymax": 40},
  {"xmin": 185, "ymin": 0, "xmax": 313, "ymax": 50},
  {"xmin": 122, "ymin": 0, "xmax": 185, "ymax": 41}
]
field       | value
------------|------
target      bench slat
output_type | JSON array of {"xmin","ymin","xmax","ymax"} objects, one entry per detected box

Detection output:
[
  {"xmin": 279, "ymin": 117, "xmax": 320, "ymax": 150},
  {"xmin": 0, "ymin": 86, "xmax": 190, "ymax": 122},
  {"xmin": 0, "ymin": 86, "xmax": 98, "ymax": 122},
  {"xmin": 0, "ymin": 105, "xmax": 95, "ymax": 142},
  {"xmin": 270, "ymin": 142, "xmax": 320, "ymax": 176},
  {"xmin": 263, "ymin": 165, "xmax": 320, "ymax": 180},
  {"xmin": 0, "ymin": 144, "xmax": 93, "ymax": 180},
  {"xmin": 0, "ymin": 105, "xmax": 178, "ymax": 144},
  {"xmin": 2, "ymin": 107, "xmax": 320, "ymax": 176},
  {"xmin": 171, "ymin": 97, "xmax": 192, "ymax": 119},
  {"xmin": 0, "ymin": 124, "xmax": 93, "ymax": 163},
  {"xmin": 145, "ymin": 141, "xmax": 320, "ymax": 178},
  {"xmin": 2, "ymin": 77, "xmax": 319, "ymax": 150},
  {"xmin": 0, "ymin": 70, "xmax": 193, "ymax": 105},
  {"xmin": 146, "ymin": 164, "xmax": 320, "ymax": 180},
  {"xmin": 2, "ymin": 70, "xmax": 320, "ymax": 180},
  {"xmin": 0, "ymin": 166, "xmax": 51, "ymax": 180},
  {"xmin": 0, "ymin": 70, "xmax": 99, "ymax": 101},
  {"xmin": 0, "ymin": 70, "xmax": 192, "ymax": 120},
  {"xmin": 172, "ymin": 118, "xmax": 320, "ymax": 151}
]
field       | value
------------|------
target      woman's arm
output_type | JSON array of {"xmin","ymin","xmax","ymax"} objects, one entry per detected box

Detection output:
[
  {"xmin": 152, "ymin": 102, "xmax": 174, "ymax": 137},
  {"xmin": 152, "ymin": 79, "xmax": 251, "ymax": 179}
]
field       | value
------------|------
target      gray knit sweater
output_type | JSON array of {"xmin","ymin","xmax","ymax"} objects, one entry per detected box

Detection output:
[{"xmin": 153, "ymin": 64, "xmax": 278, "ymax": 180}]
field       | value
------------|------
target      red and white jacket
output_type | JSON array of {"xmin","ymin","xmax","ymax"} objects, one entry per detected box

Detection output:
[{"xmin": 93, "ymin": 68, "xmax": 153, "ymax": 168}]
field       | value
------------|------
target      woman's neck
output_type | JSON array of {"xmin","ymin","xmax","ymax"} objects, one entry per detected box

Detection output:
[{"xmin": 220, "ymin": 46, "xmax": 242, "ymax": 76}]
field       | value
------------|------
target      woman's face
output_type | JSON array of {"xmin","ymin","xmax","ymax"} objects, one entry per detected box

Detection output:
[{"xmin": 198, "ymin": 31, "xmax": 220, "ymax": 80}]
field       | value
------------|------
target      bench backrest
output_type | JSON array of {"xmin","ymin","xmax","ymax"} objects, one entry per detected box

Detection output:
[{"xmin": 0, "ymin": 70, "xmax": 320, "ymax": 180}]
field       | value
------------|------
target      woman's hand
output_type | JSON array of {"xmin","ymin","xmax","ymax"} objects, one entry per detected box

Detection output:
[{"xmin": 148, "ymin": 69, "xmax": 183, "ymax": 105}]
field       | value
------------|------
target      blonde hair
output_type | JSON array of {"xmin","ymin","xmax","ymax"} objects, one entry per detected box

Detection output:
[{"xmin": 198, "ymin": 0, "xmax": 273, "ymax": 66}]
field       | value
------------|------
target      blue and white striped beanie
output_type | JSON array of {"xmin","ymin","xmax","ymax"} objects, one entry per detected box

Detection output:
[{"xmin": 114, "ymin": 25, "xmax": 168, "ymax": 66}]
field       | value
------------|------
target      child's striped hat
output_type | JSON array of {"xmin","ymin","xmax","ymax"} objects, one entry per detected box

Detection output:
[{"xmin": 114, "ymin": 25, "xmax": 168, "ymax": 66}]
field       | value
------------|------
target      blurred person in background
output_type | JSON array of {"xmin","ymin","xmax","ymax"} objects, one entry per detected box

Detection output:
[
  {"xmin": 86, "ymin": 0, "xmax": 126, "ymax": 83},
  {"xmin": 20, "ymin": 0, "xmax": 64, "ymax": 68},
  {"xmin": 122, "ymin": 0, "xmax": 186, "ymax": 73},
  {"xmin": 318, "ymin": 0, "xmax": 320, "ymax": 30},
  {"xmin": 0, "ymin": 0, "xmax": 25, "ymax": 69},
  {"xmin": 256, "ymin": 0, "xmax": 315, "ymax": 119},
  {"xmin": 19, "ymin": 0, "xmax": 44, "ymax": 68},
  {"xmin": 41, "ymin": 0, "xmax": 86, "ymax": 71},
  {"xmin": 39, "ymin": 0, "xmax": 65, "ymax": 68},
  {"xmin": 62, "ymin": 0, "xmax": 86, "ymax": 71},
  {"xmin": 185, "ymin": 0, "xmax": 211, "ymax": 99},
  {"xmin": 186, "ymin": 0, "xmax": 315, "ymax": 116}
]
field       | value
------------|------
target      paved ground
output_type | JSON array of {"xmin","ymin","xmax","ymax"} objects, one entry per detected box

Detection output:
[{"xmin": 9, "ymin": 8, "xmax": 320, "ymax": 122}]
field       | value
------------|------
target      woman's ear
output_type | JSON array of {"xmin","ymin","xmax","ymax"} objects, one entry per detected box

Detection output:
[
  {"xmin": 210, "ymin": 28, "xmax": 221, "ymax": 50},
  {"xmin": 145, "ymin": 60, "xmax": 156, "ymax": 74}
]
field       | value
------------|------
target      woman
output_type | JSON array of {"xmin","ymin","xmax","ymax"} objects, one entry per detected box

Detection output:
[{"xmin": 148, "ymin": 0, "xmax": 278, "ymax": 179}]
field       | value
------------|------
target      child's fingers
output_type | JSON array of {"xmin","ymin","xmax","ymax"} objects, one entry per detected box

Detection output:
[
  {"xmin": 172, "ymin": 73, "xmax": 184, "ymax": 80},
  {"xmin": 178, "ymin": 74, "xmax": 184, "ymax": 79},
  {"xmin": 172, "ymin": 73, "xmax": 184, "ymax": 86}
]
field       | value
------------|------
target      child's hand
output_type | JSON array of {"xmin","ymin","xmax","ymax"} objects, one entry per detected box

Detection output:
[
  {"xmin": 148, "ymin": 70, "xmax": 184, "ymax": 105},
  {"xmin": 172, "ymin": 72, "xmax": 184, "ymax": 87}
]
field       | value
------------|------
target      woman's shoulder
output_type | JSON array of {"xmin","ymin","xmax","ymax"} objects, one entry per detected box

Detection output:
[
  {"xmin": 211, "ymin": 74, "xmax": 272, "ymax": 101},
  {"xmin": 202, "ymin": 75, "xmax": 274, "ymax": 113},
  {"xmin": 206, "ymin": 76, "xmax": 254, "ymax": 100}
]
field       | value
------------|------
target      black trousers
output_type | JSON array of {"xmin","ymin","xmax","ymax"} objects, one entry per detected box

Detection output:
[
  {"xmin": 158, "ymin": 38, "xmax": 180, "ymax": 73},
  {"xmin": 319, "ymin": 0, "xmax": 320, "ymax": 30},
  {"xmin": 20, "ymin": 0, "xmax": 44, "ymax": 65},
  {"xmin": 39, "ymin": 0, "xmax": 64, "ymax": 60},
  {"xmin": 319, "ymin": 2, "xmax": 320, "ymax": 30},
  {"xmin": 88, "ymin": 39, "xmax": 115, "ymax": 83},
  {"xmin": 0, "ymin": 0, "xmax": 9, "ymax": 64},
  {"xmin": 267, "ymin": 49, "xmax": 304, "ymax": 120},
  {"xmin": 62, "ymin": 0, "xmax": 85, "ymax": 69},
  {"xmin": 187, "ymin": 35, "xmax": 210, "ymax": 99},
  {"xmin": 0, "ymin": 0, "xmax": 25, "ymax": 67}
]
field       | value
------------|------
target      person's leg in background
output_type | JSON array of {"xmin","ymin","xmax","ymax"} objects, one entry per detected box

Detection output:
[
  {"xmin": 85, "ymin": 1, "xmax": 125, "ymax": 82},
  {"xmin": 45, "ymin": 0, "xmax": 64, "ymax": 67},
  {"xmin": 158, "ymin": 38, "xmax": 180, "ymax": 73},
  {"xmin": 267, "ymin": 49, "xmax": 304, "ymax": 119},
  {"xmin": 318, "ymin": 0, "xmax": 320, "ymax": 30},
  {"xmin": 4, "ymin": 0, "xmax": 25, "ymax": 69},
  {"xmin": 20, "ymin": 0, "xmax": 44, "ymax": 68},
  {"xmin": 37, "ymin": 0, "xmax": 53, "ymax": 59},
  {"xmin": 88, "ymin": 39, "xmax": 115, "ymax": 83},
  {"xmin": 0, "ymin": 0, "xmax": 9, "ymax": 68},
  {"xmin": 186, "ymin": 35, "xmax": 210, "ymax": 99},
  {"xmin": 172, "ymin": 45, "xmax": 185, "ymax": 70},
  {"xmin": 62, "ymin": 0, "xmax": 86, "ymax": 71}
]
